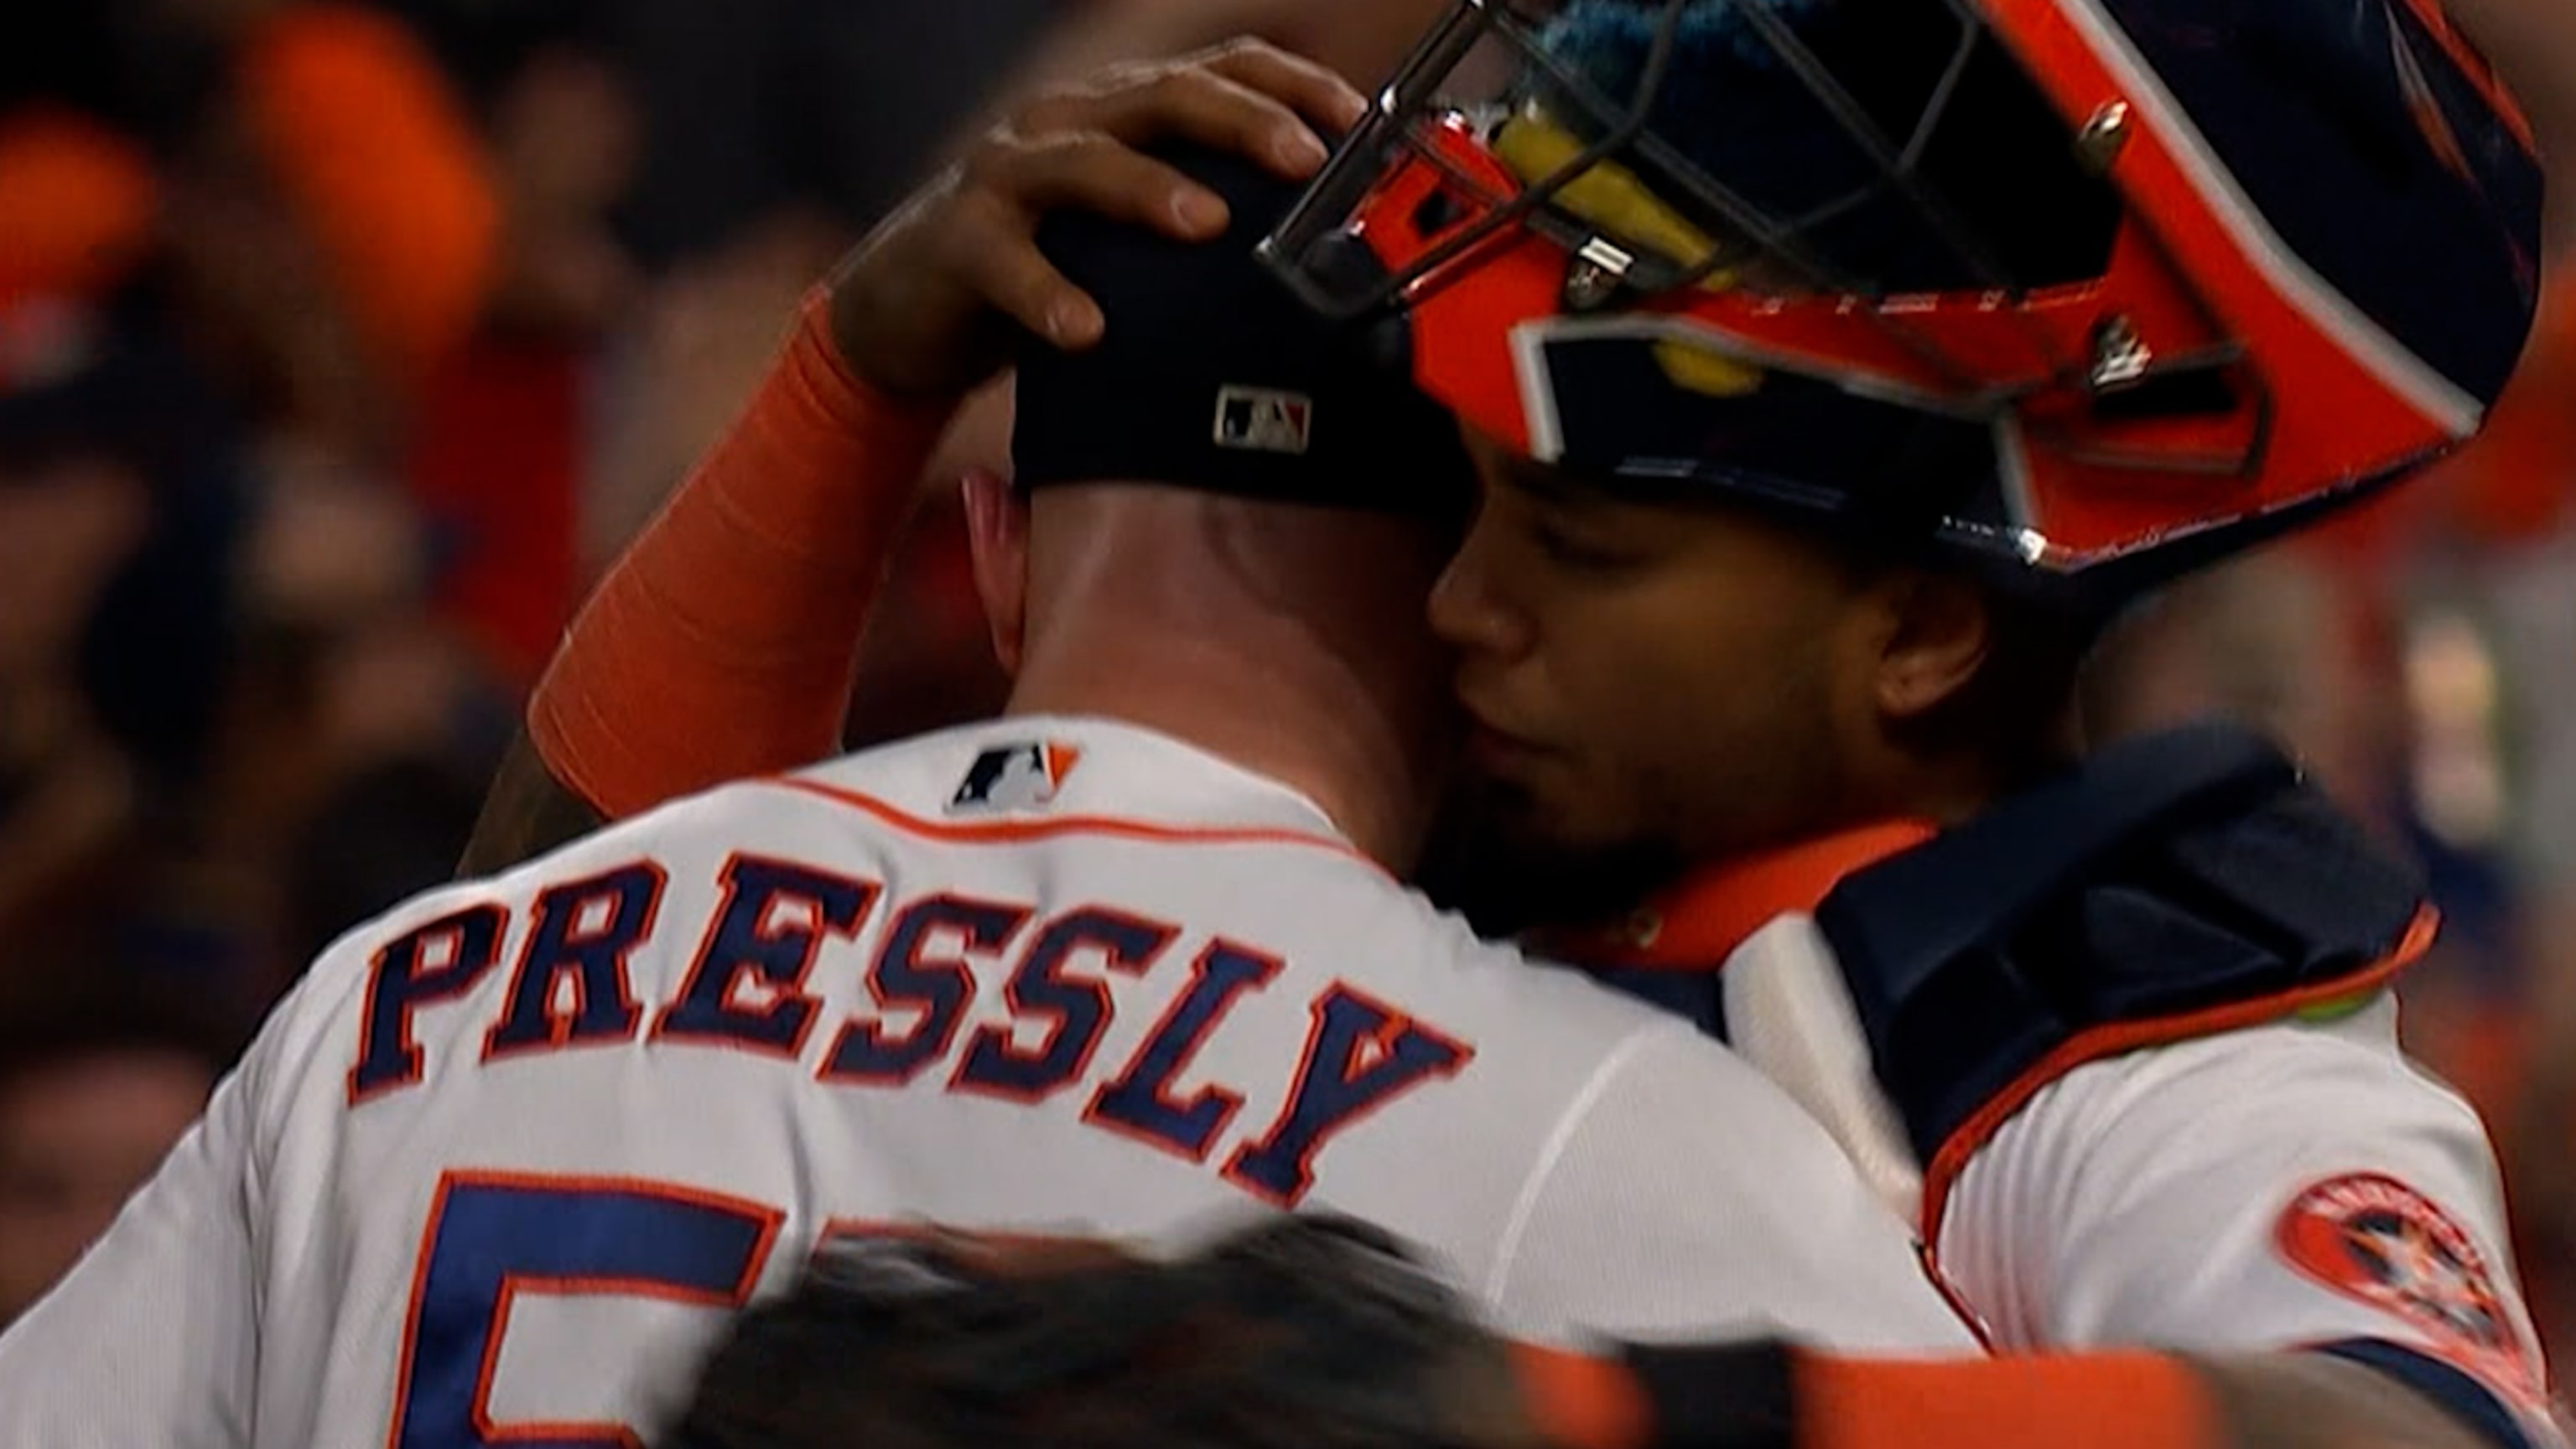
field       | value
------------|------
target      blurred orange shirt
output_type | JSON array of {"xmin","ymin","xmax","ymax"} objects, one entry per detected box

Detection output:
[
  {"xmin": 0, "ymin": 109, "xmax": 155, "ymax": 322},
  {"xmin": 237, "ymin": 4, "xmax": 501, "ymax": 383}
]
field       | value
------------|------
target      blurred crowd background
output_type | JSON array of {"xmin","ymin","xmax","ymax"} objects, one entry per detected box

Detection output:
[{"xmin": 1, "ymin": 0, "xmax": 2573, "ymax": 1370}]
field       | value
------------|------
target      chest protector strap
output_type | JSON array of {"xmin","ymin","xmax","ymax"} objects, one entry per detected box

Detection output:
[{"xmin": 1815, "ymin": 724, "xmax": 2431, "ymax": 1171}]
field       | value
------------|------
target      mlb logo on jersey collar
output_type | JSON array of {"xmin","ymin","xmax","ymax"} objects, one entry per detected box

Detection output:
[
  {"xmin": 948, "ymin": 741, "xmax": 1084, "ymax": 814},
  {"xmin": 1213, "ymin": 386, "xmax": 1311, "ymax": 455}
]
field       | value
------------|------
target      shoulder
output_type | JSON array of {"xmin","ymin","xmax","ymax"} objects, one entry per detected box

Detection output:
[
  {"xmin": 1815, "ymin": 724, "xmax": 2433, "ymax": 1166},
  {"xmin": 1411, "ymin": 897, "xmax": 1730, "ymax": 1052},
  {"xmin": 1989, "ymin": 991, "xmax": 2478, "ymax": 1171},
  {"xmin": 1255, "ymin": 875, "xmax": 1725, "ymax": 1104},
  {"xmin": 293, "ymin": 770, "xmax": 797, "ymax": 995}
]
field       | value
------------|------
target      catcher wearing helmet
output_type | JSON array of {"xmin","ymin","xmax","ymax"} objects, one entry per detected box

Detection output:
[{"xmin": 476, "ymin": 3, "xmax": 2563, "ymax": 1446}]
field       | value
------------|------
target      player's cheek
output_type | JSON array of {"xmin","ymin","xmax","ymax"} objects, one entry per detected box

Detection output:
[{"xmin": 1540, "ymin": 733, "xmax": 1637, "ymax": 842}]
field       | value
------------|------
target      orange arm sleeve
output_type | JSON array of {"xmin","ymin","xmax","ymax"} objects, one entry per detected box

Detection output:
[
  {"xmin": 236, "ymin": 5, "xmax": 501, "ymax": 379},
  {"xmin": 1796, "ymin": 1351, "xmax": 2216, "ymax": 1449},
  {"xmin": 527, "ymin": 289, "xmax": 955, "ymax": 818},
  {"xmin": 1510, "ymin": 1344, "xmax": 2217, "ymax": 1449},
  {"xmin": 1510, "ymin": 1344, "xmax": 1657, "ymax": 1449}
]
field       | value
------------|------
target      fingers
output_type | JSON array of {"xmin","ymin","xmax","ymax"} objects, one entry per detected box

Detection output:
[
  {"xmin": 943, "ymin": 185, "xmax": 1104, "ymax": 346},
  {"xmin": 948, "ymin": 38, "xmax": 1370, "ymax": 354},
  {"xmin": 972, "ymin": 129, "xmax": 1229, "ymax": 238},
  {"xmin": 949, "ymin": 127, "xmax": 1244, "ymax": 345},
  {"xmin": 1197, "ymin": 37, "xmax": 1372, "ymax": 135},
  {"xmin": 991, "ymin": 66, "xmax": 1330, "ymax": 262},
  {"xmin": 1036, "ymin": 67, "xmax": 1327, "ymax": 179},
  {"xmin": 1021, "ymin": 39, "xmax": 1368, "ymax": 179}
]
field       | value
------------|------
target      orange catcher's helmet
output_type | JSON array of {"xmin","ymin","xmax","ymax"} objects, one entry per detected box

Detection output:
[{"xmin": 1259, "ymin": 0, "xmax": 2546, "ymax": 609}]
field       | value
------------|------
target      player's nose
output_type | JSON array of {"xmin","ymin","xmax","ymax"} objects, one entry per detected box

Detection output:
[{"xmin": 1426, "ymin": 515, "xmax": 1534, "ymax": 663}]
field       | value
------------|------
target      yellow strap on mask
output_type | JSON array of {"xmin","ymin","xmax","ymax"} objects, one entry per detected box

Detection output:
[
  {"xmin": 1491, "ymin": 104, "xmax": 1724, "ymax": 272},
  {"xmin": 1491, "ymin": 105, "xmax": 1764, "ymax": 399}
]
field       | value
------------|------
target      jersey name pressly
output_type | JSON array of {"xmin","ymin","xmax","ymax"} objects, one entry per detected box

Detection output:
[{"xmin": 0, "ymin": 716, "xmax": 1974, "ymax": 1449}]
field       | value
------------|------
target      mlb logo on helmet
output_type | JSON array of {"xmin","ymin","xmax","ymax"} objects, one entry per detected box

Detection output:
[
  {"xmin": 1213, "ymin": 386, "xmax": 1312, "ymax": 455},
  {"xmin": 948, "ymin": 741, "xmax": 1084, "ymax": 814}
]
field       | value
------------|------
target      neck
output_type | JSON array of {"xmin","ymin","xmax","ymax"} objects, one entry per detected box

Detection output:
[
  {"xmin": 1006, "ymin": 638, "xmax": 1434, "ymax": 869},
  {"xmin": 1871, "ymin": 696, "xmax": 2085, "ymax": 830},
  {"xmin": 1004, "ymin": 489, "xmax": 1457, "ymax": 868}
]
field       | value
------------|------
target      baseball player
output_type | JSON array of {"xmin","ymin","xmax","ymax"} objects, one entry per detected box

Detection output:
[
  {"xmin": 1249, "ymin": 3, "xmax": 2561, "ymax": 1444},
  {"xmin": 0, "ymin": 103, "xmax": 1983, "ymax": 1449},
  {"xmin": 457, "ymin": 5, "xmax": 2568, "ymax": 1449}
]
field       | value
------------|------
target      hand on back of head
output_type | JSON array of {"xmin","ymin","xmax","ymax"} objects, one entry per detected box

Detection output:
[{"xmin": 827, "ymin": 39, "xmax": 1366, "ymax": 400}]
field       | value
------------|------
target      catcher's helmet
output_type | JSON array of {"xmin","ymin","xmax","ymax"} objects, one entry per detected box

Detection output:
[{"xmin": 1259, "ymin": 0, "xmax": 2545, "ymax": 609}]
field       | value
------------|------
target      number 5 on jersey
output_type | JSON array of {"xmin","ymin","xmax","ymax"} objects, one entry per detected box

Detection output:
[{"xmin": 387, "ymin": 1172, "xmax": 780, "ymax": 1449}]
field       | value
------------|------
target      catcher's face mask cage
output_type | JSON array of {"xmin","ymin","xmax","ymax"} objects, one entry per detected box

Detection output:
[{"xmin": 1259, "ymin": 0, "xmax": 2544, "ymax": 606}]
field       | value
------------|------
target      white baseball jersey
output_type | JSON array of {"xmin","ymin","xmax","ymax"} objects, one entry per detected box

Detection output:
[
  {"xmin": 1538, "ymin": 719, "xmax": 2566, "ymax": 1448},
  {"xmin": 1712, "ymin": 900, "xmax": 2564, "ymax": 1445},
  {"xmin": 0, "ymin": 715, "xmax": 1976, "ymax": 1449}
]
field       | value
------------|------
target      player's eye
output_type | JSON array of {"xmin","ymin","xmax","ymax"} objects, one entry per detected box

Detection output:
[{"xmin": 1529, "ymin": 516, "xmax": 1643, "ymax": 574}]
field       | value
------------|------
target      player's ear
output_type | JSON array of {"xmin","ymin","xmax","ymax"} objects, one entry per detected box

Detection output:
[
  {"xmin": 1862, "ymin": 568, "xmax": 1993, "ymax": 724},
  {"xmin": 963, "ymin": 468, "xmax": 1033, "ymax": 676}
]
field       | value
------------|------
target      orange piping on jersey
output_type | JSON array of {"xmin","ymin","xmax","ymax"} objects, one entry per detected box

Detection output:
[
  {"xmin": 646, "ymin": 851, "xmax": 883, "ymax": 1064},
  {"xmin": 476, "ymin": 859, "xmax": 668, "ymax": 1067},
  {"xmin": 767, "ymin": 775, "xmax": 1389, "ymax": 874},
  {"xmin": 383, "ymin": 1171, "xmax": 783, "ymax": 1449},
  {"xmin": 1916, "ymin": 1240, "xmax": 1999, "ymax": 1351},
  {"xmin": 944, "ymin": 905, "xmax": 1182, "ymax": 1107},
  {"xmin": 1914, "ymin": 903, "xmax": 2440, "ymax": 1251},
  {"xmin": 384, "ymin": 1172, "xmax": 458, "ymax": 1449},
  {"xmin": 1079, "ymin": 937, "xmax": 1282, "ymax": 1166},
  {"xmin": 1218, "ymin": 977, "xmax": 1476, "ymax": 1208},
  {"xmin": 1537, "ymin": 822, "xmax": 1935, "ymax": 972},
  {"xmin": 345, "ymin": 902, "xmax": 512, "ymax": 1109},
  {"xmin": 817, "ymin": 892, "xmax": 1033, "ymax": 1088},
  {"xmin": 466, "ymin": 1182, "xmax": 780, "ymax": 1445}
]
